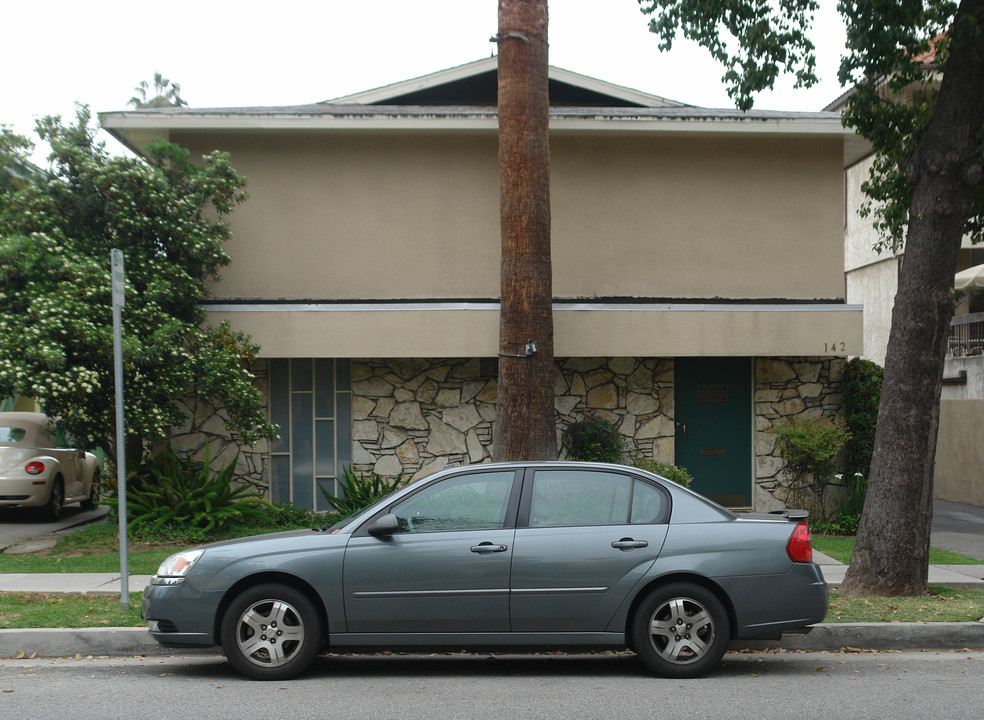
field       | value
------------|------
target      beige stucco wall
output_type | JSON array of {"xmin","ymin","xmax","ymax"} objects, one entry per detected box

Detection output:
[
  {"xmin": 935, "ymin": 399, "xmax": 984, "ymax": 507},
  {"xmin": 845, "ymin": 258, "xmax": 897, "ymax": 367},
  {"xmin": 551, "ymin": 135, "xmax": 846, "ymax": 300},
  {"xmin": 174, "ymin": 130, "xmax": 846, "ymax": 304},
  {"xmin": 204, "ymin": 304, "xmax": 862, "ymax": 358}
]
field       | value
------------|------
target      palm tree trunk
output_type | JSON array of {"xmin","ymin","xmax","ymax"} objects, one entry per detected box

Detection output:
[{"xmin": 493, "ymin": 0, "xmax": 556, "ymax": 461}]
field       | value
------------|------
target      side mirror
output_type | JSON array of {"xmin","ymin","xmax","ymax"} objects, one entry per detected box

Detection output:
[{"xmin": 367, "ymin": 513, "xmax": 399, "ymax": 537}]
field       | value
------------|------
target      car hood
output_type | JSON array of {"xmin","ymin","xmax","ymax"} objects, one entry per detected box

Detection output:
[{"xmin": 195, "ymin": 526, "xmax": 350, "ymax": 557}]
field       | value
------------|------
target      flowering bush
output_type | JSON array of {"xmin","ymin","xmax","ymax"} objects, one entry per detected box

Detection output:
[{"xmin": 0, "ymin": 109, "xmax": 275, "ymax": 463}]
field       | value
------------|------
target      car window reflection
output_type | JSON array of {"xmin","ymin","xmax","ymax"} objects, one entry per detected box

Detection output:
[
  {"xmin": 392, "ymin": 471, "xmax": 514, "ymax": 533},
  {"xmin": 530, "ymin": 471, "xmax": 667, "ymax": 527}
]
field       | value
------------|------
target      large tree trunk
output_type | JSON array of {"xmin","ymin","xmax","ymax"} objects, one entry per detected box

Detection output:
[
  {"xmin": 493, "ymin": 0, "xmax": 556, "ymax": 461},
  {"xmin": 840, "ymin": 0, "xmax": 984, "ymax": 596}
]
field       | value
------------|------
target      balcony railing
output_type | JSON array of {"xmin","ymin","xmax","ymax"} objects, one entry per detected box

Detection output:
[{"xmin": 947, "ymin": 311, "xmax": 984, "ymax": 357}]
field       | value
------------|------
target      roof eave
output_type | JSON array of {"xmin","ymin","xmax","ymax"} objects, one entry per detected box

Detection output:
[{"xmin": 101, "ymin": 111, "xmax": 868, "ymax": 166}]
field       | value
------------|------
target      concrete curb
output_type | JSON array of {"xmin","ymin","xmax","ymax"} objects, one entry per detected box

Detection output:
[
  {"xmin": 0, "ymin": 627, "xmax": 215, "ymax": 658},
  {"xmin": 732, "ymin": 621, "xmax": 984, "ymax": 652},
  {"xmin": 2, "ymin": 623, "xmax": 983, "ymax": 660}
]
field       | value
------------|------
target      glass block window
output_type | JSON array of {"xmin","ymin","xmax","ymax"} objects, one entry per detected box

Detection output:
[{"xmin": 268, "ymin": 359, "xmax": 352, "ymax": 511}]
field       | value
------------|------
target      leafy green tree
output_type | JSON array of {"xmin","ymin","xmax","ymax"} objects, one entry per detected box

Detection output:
[
  {"xmin": 0, "ymin": 107, "xmax": 275, "ymax": 467},
  {"xmin": 0, "ymin": 125, "xmax": 40, "ymax": 194},
  {"xmin": 128, "ymin": 72, "xmax": 187, "ymax": 109},
  {"xmin": 641, "ymin": 0, "xmax": 984, "ymax": 595}
]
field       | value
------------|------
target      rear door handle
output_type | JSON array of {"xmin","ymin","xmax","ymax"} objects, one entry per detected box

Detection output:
[
  {"xmin": 611, "ymin": 538, "xmax": 649, "ymax": 550},
  {"xmin": 471, "ymin": 542, "xmax": 508, "ymax": 554}
]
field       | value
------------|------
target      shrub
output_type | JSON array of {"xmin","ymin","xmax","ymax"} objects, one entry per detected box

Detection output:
[
  {"xmin": 103, "ymin": 443, "xmax": 274, "ymax": 534},
  {"xmin": 842, "ymin": 358, "xmax": 883, "ymax": 481},
  {"xmin": 770, "ymin": 416, "xmax": 851, "ymax": 517},
  {"xmin": 812, "ymin": 512, "xmax": 861, "ymax": 536},
  {"xmin": 627, "ymin": 457, "xmax": 693, "ymax": 488},
  {"xmin": 318, "ymin": 465, "xmax": 404, "ymax": 519},
  {"xmin": 561, "ymin": 416, "xmax": 624, "ymax": 462}
]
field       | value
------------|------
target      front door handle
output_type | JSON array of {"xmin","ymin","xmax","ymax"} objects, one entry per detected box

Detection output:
[
  {"xmin": 471, "ymin": 542, "xmax": 508, "ymax": 554},
  {"xmin": 612, "ymin": 538, "xmax": 649, "ymax": 550}
]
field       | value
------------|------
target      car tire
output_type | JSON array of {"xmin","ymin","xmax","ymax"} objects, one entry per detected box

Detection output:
[
  {"xmin": 80, "ymin": 473, "xmax": 99, "ymax": 511},
  {"xmin": 221, "ymin": 583, "xmax": 322, "ymax": 680},
  {"xmin": 631, "ymin": 582, "xmax": 730, "ymax": 678},
  {"xmin": 45, "ymin": 479, "xmax": 64, "ymax": 522}
]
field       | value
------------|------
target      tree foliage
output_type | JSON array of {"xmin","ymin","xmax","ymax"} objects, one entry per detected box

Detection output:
[
  {"xmin": 639, "ymin": 0, "xmax": 821, "ymax": 110},
  {"xmin": 0, "ymin": 125, "xmax": 40, "ymax": 195},
  {"xmin": 0, "ymin": 107, "xmax": 275, "ymax": 462},
  {"xmin": 128, "ymin": 72, "xmax": 187, "ymax": 109},
  {"xmin": 838, "ymin": 1, "xmax": 984, "ymax": 251}
]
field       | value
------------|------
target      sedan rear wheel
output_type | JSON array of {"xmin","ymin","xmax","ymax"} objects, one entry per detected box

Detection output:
[
  {"xmin": 221, "ymin": 584, "xmax": 322, "ymax": 680},
  {"xmin": 632, "ymin": 582, "xmax": 729, "ymax": 678}
]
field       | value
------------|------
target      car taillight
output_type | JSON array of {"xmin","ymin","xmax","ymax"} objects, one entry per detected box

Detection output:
[
  {"xmin": 25, "ymin": 461, "xmax": 46, "ymax": 475},
  {"xmin": 786, "ymin": 520, "xmax": 813, "ymax": 563}
]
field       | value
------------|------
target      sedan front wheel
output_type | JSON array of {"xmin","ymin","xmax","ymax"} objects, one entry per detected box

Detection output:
[
  {"xmin": 220, "ymin": 583, "xmax": 322, "ymax": 680},
  {"xmin": 632, "ymin": 582, "xmax": 729, "ymax": 678}
]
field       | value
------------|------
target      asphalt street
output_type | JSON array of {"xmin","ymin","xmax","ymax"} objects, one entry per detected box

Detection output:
[{"xmin": 0, "ymin": 651, "xmax": 982, "ymax": 720}]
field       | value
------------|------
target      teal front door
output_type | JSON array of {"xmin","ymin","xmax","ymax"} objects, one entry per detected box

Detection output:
[{"xmin": 674, "ymin": 357, "xmax": 752, "ymax": 507}]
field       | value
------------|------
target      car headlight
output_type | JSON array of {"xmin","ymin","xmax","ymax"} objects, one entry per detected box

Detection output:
[{"xmin": 151, "ymin": 549, "xmax": 205, "ymax": 586}]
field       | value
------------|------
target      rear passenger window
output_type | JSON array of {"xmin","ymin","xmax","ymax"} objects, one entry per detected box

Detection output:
[{"xmin": 529, "ymin": 470, "xmax": 668, "ymax": 527}]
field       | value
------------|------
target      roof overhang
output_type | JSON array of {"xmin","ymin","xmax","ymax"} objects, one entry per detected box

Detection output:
[{"xmin": 101, "ymin": 106, "xmax": 869, "ymax": 167}]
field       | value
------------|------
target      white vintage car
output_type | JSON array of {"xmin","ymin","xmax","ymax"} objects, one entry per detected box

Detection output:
[{"xmin": 0, "ymin": 412, "xmax": 100, "ymax": 520}]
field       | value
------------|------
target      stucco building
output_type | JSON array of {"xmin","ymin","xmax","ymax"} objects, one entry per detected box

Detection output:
[{"xmin": 102, "ymin": 58, "xmax": 866, "ymax": 513}]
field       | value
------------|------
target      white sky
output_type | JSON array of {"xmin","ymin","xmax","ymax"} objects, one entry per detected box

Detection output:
[{"xmin": 3, "ymin": 0, "xmax": 847, "ymax": 162}]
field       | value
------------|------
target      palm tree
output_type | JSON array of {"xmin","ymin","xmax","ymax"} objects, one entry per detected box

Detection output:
[
  {"xmin": 492, "ymin": 0, "xmax": 556, "ymax": 461},
  {"xmin": 128, "ymin": 72, "xmax": 187, "ymax": 109}
]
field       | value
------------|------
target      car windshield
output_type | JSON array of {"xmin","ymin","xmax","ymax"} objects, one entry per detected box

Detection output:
[{"xmin": 0, "ymin": 426, "xmax": 27, "ymax": 443}]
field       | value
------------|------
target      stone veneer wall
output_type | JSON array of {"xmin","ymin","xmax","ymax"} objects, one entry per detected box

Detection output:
[
  {"xmin": 167, "ymin": 355, "xmax": 846, "ymax": 512},
  {"xmin": 168, "ymin": 362, "xmax": 271, "ymax": 493},
  {"xmin": 753, "ymin": 356, "xmax": 847, "ymax": 512},
  {"xmin": 350, "ymin": 357, "xmax": 675, "ymax": 478}
]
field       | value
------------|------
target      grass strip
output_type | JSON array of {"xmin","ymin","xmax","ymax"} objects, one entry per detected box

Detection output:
[
  {"xmin": 0, "ymin": 592, "xmax": 144, "ymax": 629},
  {"xmin": 0, "ymin": 550, "xmax": 173, "ymax": 575},
  {"xmin": 1, "ymin": 587, "xmax": 981, "ymax": 630},
  {"xmin": 827, "ymin": 586, "xmax": 984, "ymax": 623},
  {"xmin": 813, "ymin": 535, "xmax": 983, "ymax": 565}
]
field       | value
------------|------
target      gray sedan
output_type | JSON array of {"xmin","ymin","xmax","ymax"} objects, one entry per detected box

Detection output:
[{"xmin": 142, "ymin": 462, "xmax": 827, "ymax": 680}]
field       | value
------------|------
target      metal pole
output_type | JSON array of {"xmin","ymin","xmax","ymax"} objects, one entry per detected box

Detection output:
[{"xmin": 111, "ymin": 250, "xmax": 129, "ymax": 610}]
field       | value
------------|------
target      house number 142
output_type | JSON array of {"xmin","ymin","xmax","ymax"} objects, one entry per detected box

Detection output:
[{"xmin": 824, "ymin": 341, "xmax": 847, "ymax": 352}]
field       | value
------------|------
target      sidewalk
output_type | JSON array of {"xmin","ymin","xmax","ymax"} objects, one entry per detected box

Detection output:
[{"xmin": 814, "ymin": 550, "xmax": 984, "ymax": 587}]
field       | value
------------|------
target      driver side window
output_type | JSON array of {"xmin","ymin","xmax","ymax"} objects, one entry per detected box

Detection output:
[{"xmin": 391, "ymin": 471, "xmax": 516, "ymax": 533}]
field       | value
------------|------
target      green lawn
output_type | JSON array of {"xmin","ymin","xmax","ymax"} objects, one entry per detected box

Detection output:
[
  {"xmin": 0, "ymin": 549, "xmax": 172, "ymax": 575},
  {"xmin": 827, "ymin": 586, "xmax": 984, "ymax": 623},
  {"xmin": 813, "ymin": 535, "xmax": 983, "ymax": 565},
  {"xmin": 0, "ymin": 592, "xmax": 144, "ymax": 629}
]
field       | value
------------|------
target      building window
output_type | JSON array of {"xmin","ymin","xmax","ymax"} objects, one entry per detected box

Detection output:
[{"xmin": 268, "ymin": 359, "xmax": 352, "ymax": 511}]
